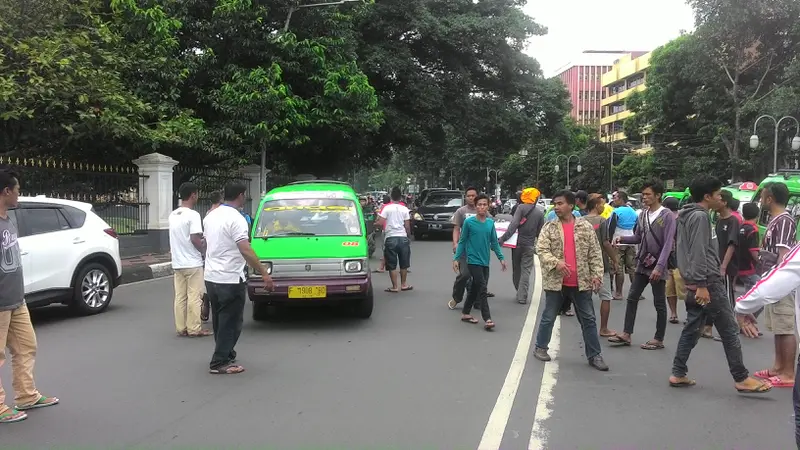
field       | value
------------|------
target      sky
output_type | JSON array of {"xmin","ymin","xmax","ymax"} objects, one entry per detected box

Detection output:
[{"xmin": 523, "ymin": 0, "xmax": 697, "ymax": 77}]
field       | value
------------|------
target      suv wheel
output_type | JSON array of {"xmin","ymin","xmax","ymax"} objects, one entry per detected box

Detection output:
[{"xmin": 71, "ymin": 263, "xmax": 113, "ymax": 315}]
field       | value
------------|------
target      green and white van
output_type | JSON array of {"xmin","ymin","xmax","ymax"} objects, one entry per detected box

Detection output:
[{"xmin": 247, "ymin": 181, "xmax": 373, "ymax": 320}]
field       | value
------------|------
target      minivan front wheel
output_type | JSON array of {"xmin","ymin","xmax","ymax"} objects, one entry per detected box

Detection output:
[{"xmin": 71, "ymin": 263, "xmax": 113, "ymax": 315}]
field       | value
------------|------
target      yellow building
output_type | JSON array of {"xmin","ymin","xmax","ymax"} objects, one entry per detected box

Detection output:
[{"xmin": 600, "ymin": 52, "xmax": 651, "ymax": 144}]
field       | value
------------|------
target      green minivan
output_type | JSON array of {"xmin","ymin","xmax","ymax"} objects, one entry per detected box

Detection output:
[{"xmin": 246, "ymin": 181, "xmax": 374, "ymax": 320}]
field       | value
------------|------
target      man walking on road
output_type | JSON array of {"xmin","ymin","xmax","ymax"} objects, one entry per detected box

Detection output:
[
  {"xmin": 669, "ymin": 175, "xmax": 770, "ymax": 393},
  {"xmin": 378, "ymin": 187, "xmax": 412, "ymax": 293},
  {"xmin": 748, "ymin": 182, "xmax": 797, "ymax": 387},
  {"xmin": 0, "ymin": 169, "xmax": 59, "ymax": 424},
  {"xmin": 499, "ymin": 187, "xmax": 544, "ymax": 304},
  {"xmin": 608, "ymin": 180, "xmax": 675, "ymax": 350},
  {"xmin": 662, "ymin": 196, "xmax": 685, "ymax": 324},
  {"xmin": 453, "ymin": 194, "xmax": 507, "ymax": 330},
  {"xmin": 170, "ymin": 182, "xmax": 211, "ymax": 337},
  {"xmin": 611, "ymin": 191, "xmax": 638, "ymax": 300},
  {"xmin": 203, "ymin": 183, "xmax": 273, "ymax": 375},
  {"xmin": 449, "ymin": 187, "xmax": 480, "ymax": 309},
  {"xmin": 584, "ymin": 193, "xmax": 619, "ymax": 337},
  {"xmin": 201, "ymin": 190, "xmax": 224, "ymax": 322},
  {"xmin": 534, "ymin": 190, "xmax": 608, "ymax": 371}
]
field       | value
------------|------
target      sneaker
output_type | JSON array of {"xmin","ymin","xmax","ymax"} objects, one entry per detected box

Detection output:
[
  {"xmin": 533, "ymin": 347, "xmax": 551, "ymax": 362},
  {"xmin": 589, "ymin": 356, "xmax": 609, "ymax": 372}
]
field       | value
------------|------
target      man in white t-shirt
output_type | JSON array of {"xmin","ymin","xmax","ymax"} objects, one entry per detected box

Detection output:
[
  {"xmin": 169, "ymin": 182, "xmax": 211, "ymax": 337},
  {"xmin": 377, "ymin": 187, "xmax": 412, "ymax": 292},
  {"xmin": 203, "ymin": 183, "xmax": 273, "ymax": 375}
]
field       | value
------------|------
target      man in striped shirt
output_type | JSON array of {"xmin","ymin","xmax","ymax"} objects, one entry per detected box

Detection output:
[{"xmin": 743, "ymin": 182, "xmax": 797, "ymax": 388}]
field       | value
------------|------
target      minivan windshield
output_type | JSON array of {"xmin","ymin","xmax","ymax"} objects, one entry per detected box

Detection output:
[
  {"xmin": 424, "ymin": 193, "xmax": 463, "ymax": 207},
  {"xmin": 255, "ymin": 198, "xmax": 362, "ymax": 237}
]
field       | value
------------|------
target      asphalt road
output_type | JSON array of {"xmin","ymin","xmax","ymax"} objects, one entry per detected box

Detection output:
[{"xmin": 2, "ymin": 238, "xmax": 795, "ymax": 449}]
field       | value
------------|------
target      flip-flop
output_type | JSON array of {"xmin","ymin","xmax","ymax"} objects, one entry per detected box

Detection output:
[
  {"xmin": 608, "ymin": 335, "xmax": 631, "ymax": 346},
  {"xmin": 384, "ymin": 288, "xmax": 399, "ymax": 293},
  {"xmin": 401, "ymin": 286, "xmax": 414, "ymax": 291},
  {"xmin": 15, "ymin": 395, "xmax": 59, "ymax": 411},
  {"xmin": 599, "ymin": 330, "xmax": 617, "ymax": 337},
  {"xmin": 641, "ymin": 341, "xmax": 665, "ymax": 350},
  {"xmin": 0, "ymin": 408, "xmax": 27, "ymax": 423},
  {"xmin": 209, "ymin": 364, "xmax": 245, "ymax": 375},
  {"xmin": 767, "ymin": 376, "xmax": 794, "ymax": 388},
  {"xmin": 754, "ymin": 369, "xmax": 776, "ymax": 379},
  {"xmin": 669, "ymin": 317, "xmax": 679, "ymax": 324},
  {"xmin": 737, "ymin": 381, "xmax": 773, "ymax": 394},
  {"xmin": 669, "ymin": 378, "xmax": 697, "ymax": 388},
  {"xmin": 484, "ymin": 321, "xmax": 496, "ymax": 331},
  {"xmin": 461, "ymin": 316, "xmax": 479, "ymax": 324}
]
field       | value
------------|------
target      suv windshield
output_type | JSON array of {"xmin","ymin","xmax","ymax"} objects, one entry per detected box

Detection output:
[
  {"xmin": 255, "ymin": 198, "xmax": 362, "ymax": 237},
  {"xmin": 424, "ymin": 193, "xmax": 463, "ymax": 207}
]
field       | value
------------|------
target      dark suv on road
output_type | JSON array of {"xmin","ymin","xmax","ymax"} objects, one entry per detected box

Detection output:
[{"xmin": 412, "ymin": 190, "xmax": 463, "ymax": 240}]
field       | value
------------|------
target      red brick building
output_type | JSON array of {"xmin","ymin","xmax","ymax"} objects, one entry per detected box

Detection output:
[{"xmin": 552, "ymin": 51, "xmax": 648, "ymax": 127}]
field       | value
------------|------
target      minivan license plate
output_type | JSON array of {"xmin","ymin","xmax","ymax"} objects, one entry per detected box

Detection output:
[{"xmin": 288, "ymin": 286, "xmax": 327, "ymax": 298}]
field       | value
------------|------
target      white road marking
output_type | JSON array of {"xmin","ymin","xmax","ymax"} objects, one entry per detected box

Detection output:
[
  {"xmin": 528, "ymin": 317, "xmax": 560, "ymax": 450},
  {"xmin": 477, "ymin": 257, "xmax": 543, "ymax": 450}
]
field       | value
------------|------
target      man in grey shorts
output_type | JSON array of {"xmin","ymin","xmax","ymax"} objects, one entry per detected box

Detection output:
[{"xmin": 584, "ymin": 194, "xmax": 618, "ymax": 337}]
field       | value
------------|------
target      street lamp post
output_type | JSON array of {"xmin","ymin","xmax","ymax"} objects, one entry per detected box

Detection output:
[
  {"xmin": 554, "ymin": 154, "xmax": 582, "ymax": 189},
  {"xmin": 750, "ymin": 115, "xmax": 800, "ymax": 173},
  {"xmin": 486, "ymin": 167, "xmax": 500, "ymax": 197}
]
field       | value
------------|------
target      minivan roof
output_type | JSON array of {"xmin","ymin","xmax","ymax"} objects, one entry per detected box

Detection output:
[{"xmin": 264, "ymin": 181, "xmax": 358, "ymax": 201}]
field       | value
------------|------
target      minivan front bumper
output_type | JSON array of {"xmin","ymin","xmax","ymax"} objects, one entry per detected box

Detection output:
[{"xmin": 247, "ymin": 275, "xmax": 370, "ymax": 304}]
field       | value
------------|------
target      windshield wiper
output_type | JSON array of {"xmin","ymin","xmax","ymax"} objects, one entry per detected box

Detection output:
[{"xmin": 271, "ymin": 231, "xmax": 316, "ymax": 236}]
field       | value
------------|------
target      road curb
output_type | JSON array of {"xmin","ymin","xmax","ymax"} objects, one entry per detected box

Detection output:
[{"xmin": 120, "ymin": 261, "xmax": 173, "ymax": 285}]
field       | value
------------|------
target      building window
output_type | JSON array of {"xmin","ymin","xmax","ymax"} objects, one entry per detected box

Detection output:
[
  {"xmin": 629, "ymin": 76, "xmax": 645, "ymax": 88},
  {"xmin": 611, "ymin": 104, "xmax": 626, "ymax": 114}
]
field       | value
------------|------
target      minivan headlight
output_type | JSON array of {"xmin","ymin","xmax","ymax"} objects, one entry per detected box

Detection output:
[
  {"xmin": 344, "ymin": 260, "xmax": 363, "ymax": 273},
  {"xmin": 249, "ymin": 261, "xmax": 272, "ymax": 278}
]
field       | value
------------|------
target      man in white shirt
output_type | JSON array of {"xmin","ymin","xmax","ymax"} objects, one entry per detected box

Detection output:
[
  {"xmin": 169, "ymin": 183, "xmax": 211, "ymax": 337},
  {"xmin": 201, "ymin": 190, "xmax": 224, "ymax": 322},
  {"xmin": 203, "ymin": 183, "xmax": 273, "ymax": 375},
  {"xmin": 377, "ymin": 187, "xmax": 412, "ymax": 292}
]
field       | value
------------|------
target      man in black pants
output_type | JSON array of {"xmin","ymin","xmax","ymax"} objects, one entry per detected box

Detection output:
[
  {"xmin": 608, "ymin": 180, "xmax": 675, "ymax": 350},
  {"xmin": 203, "ymin": 183, "xmax": 273, "ymax": 375}
]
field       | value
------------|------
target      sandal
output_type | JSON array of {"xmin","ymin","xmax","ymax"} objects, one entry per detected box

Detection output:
[
  {"xmin": 669, "ymin": 316, "xmax": 679, "ymax": 324},
  {"xmin": 384, "ymin": 288, "xmax": 399, "ymax": 293},
  {"xmin": 461, "ymin": 316, "xmax": 479, "ymax": 324},
  {"xmin": 401, "ymin": 285, "xmax": 414, "ymax": 291},
  {"xmin": 484, "ymin": 320, "xmax": 496, "ymax": 331},
  {"xmin": 767, "ymin": 376, "xmax": 795, "ymax": 388},
  {"xmin": 0, "ymin": 408, "xmax": 27, "ymax": 423},
  {"xmin": 599, "ymin": 329, "xmax": 617, "ymax": 337},
  {"xmin": 188, "ymin": 329, "xmax": 213, "ymax": 337},
  {"xmin": 669, "ymin": 378, "xmax": 697, "ymax": 388},
  {"xmin": 209, "ymin": 364, "xmax": 245, "ymax": 375},
  {"xmin": 16, "ymin": 395, "xmax": 59, "ymax": 411},
  {"xmin": 736, "ymin": 380, "xmax": 772, "ymax": 394},
  {"xmin": 754, "ymin": 369, "xmax": 776, "ymax": 379},
  {"xmin": 641, "ymin": 340, "xmax": 665, "ymax": 350},
  {"xmin": 608, "ymin": 335, "xmax": 631, "ymax": 346}
]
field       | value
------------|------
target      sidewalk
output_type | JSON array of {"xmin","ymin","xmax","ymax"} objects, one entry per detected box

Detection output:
[{"xmin": 120, "ymin": 253, "xmax": 173, "ymax": 284}]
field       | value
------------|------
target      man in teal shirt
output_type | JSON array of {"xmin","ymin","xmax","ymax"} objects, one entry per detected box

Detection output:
[{"xmin": 453, "ymin": 193, "xmax": 507, "ymax": 330}]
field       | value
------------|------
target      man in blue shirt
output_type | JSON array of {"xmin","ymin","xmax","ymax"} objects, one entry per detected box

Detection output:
[
  {"xmin": 612, "ymin": 190, "xmax": 638, "ymax": 299},
  {"xmin": 453, "ymin": 193, "xmax": 507, "ymax": 330}
]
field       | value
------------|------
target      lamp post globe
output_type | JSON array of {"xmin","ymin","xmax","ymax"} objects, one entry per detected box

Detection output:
[
  {"xmin": 792, "ymin": 136, "xmax": 800, "ymax": 151},
  {"xmin": 750, "ymin": 135, "xmax": 760, "ymax": 149}
]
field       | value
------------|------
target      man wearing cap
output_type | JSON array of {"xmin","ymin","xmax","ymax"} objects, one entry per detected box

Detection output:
[{"xmin": 499, "ymin": 188, "xmax": 545, "ymax": 304}]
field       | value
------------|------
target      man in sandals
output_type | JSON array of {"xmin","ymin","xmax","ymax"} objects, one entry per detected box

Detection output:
[
  {"xmin": 0, "ymin": 169, "xmax": 58, "ymax": 423},
  {"xmin": 453, "ymin": 194, "xmax": 507, "ymax": 330},
  {"xmin": 170, "ymin": 182, "xmax": 211, "ymax": 337},
  {"xmin": 669, "ymin": 175, "xmax": 770, "ymax": 394},
  {"xmin": 203, "ymin": 183, "xmax": 274, "ymax": 375},
  {"xmin": 201, "ymin": 191, "xmax": 224, "ymax": 323}
]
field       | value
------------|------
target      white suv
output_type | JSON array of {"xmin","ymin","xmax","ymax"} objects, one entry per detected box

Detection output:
[{"xmin": 10, "ymin": 196, "xmax": 123, "ymax": 315}]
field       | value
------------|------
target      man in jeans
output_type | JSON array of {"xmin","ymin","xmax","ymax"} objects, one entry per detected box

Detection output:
[
  {"xmin": 169, "ymin": 182, "xmax": 211, "ymax": 337},
  {"xmin": 203, "ymin": 182, "xmax": 273, "ymax": 375},
  {"xmin": 608, "ymin": 180, "xmax": 675, "ymax": 350},
  {"xmin": 378, "ymin": 187, "xmax": 412, "ymax": 292},
  {"xmin": 499, "ymin": 187, "xmax": 544, "ymax": 304},
  {"xmin": 669, "ymin": 175, "xmax": 769, "ymax": 394},
  {"xmin": 534, "ymin": 190, "xmax": 608, "ymax": 371},
  {"xmin": 449, "ymin": 187, "xmax": 480, "ymax": 309},
  {"xmin": 0, "ymin": 169, "xmax": 58, "ymax": 423}
]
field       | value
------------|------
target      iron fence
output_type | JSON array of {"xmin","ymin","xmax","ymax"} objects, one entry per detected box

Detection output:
[
  {"xmin": 173, "ymin": 166, "xmax": 253, "ymax": 217},
  {"xmin": 0, "ymin": 157, "xmax": 149, "ymax": 234}
]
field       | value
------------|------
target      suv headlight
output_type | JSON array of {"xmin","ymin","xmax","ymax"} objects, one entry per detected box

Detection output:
[
  {"xmin": 344, "ymin": 260, "xmax": 363, "ymax": 273},
  {"xmin": 249, "ymin": 262, "xmax": 272, "ymax": 278},
  {"xmin": 414, "ymin": 212, "xmax": 422, "ymax": 221}
]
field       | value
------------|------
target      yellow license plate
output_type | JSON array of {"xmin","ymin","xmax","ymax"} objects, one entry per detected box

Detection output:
[{"xmin": 288, "ymin": 286, "xmax": 327, "ymax": 298}]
